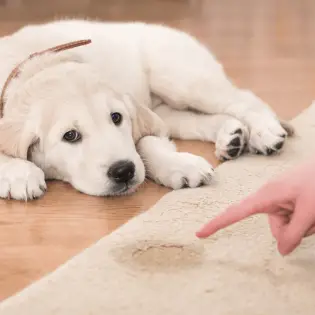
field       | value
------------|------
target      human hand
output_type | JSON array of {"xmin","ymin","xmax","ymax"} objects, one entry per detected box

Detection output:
[{"xmin": 196, "ymin": 159, "xmax": 315, "ymax": 255}]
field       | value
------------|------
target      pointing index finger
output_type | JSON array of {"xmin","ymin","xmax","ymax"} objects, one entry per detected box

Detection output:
[
  {"xmin": 196, "ymin": 199, "xmax": 259, "ymax": 238},
  {"xmin": 196, "ymin": 183, "xmax": 292, "ymax": 238}
]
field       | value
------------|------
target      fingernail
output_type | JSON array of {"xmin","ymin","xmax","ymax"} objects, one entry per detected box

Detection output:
[{"xmin": 195, "ymin": 231, "xmax": 206, "ymax": 238}]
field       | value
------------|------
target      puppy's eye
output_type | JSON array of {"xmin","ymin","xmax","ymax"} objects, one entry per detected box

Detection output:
[
  {"xmin": 63, "ymin": 130, "xmax": 81, "ymax": 143},
  {"xmin": 111, "ymin": 112, "xmax": 122, "ymax": 125}
]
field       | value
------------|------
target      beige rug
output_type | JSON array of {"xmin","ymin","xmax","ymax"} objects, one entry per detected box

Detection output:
[{"xmin": 1, "ymin": 103, "xmax": 315, "ymax": 315}]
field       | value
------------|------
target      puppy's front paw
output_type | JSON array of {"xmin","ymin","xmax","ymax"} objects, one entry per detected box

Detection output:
[
  {"xmin": 156, "ymin": 153, "xmax": 214, "ymax": 190},
  {"xmin": 248, "ymin": 117, "xmax": 289, "ymax": 156},
  {"xmin": 0, "ymin": 159, "xmax": 46, "ymax": 200}
]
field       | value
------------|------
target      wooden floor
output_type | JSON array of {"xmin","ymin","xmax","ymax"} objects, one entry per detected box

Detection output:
[{"xmin": 1, "ymin": 0, "xmax": 315, "ymax": 301}]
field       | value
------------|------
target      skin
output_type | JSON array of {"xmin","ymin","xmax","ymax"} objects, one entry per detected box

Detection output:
[{"xmin": 196, "ymin": 158, "xmax": 315, "ymax": 256}]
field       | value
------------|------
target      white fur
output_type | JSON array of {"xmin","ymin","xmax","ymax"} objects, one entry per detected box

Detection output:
[
  {"xmin": 0, "ymin": 19, "xmax": 291, "ymax": 200},
  {"xmin": 0, "ymin": 154, "xmax": 46, "ymax": 200}
]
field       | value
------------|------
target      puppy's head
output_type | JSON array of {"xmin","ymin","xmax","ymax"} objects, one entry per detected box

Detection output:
[{"xmin": 0, "ymin": 54, "xmax": 165, "ymax": 196}]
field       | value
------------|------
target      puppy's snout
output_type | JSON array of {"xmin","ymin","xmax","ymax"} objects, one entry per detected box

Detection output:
[{"xmin": 107, "ymin": 160, "xmax": 135, "ymax": 183}]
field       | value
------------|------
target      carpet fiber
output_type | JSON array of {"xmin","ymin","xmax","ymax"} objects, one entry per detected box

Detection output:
[{"xmin": 2, "ymin": 103, "xmax": 315, "ymax": 314}]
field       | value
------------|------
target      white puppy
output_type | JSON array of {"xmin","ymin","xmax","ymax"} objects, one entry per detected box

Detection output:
[{"xmin": 0, "ymin": 19, "xmax": 293, "ymax": 200}]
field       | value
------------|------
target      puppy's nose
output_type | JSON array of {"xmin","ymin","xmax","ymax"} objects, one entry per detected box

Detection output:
[{"xmin": 107, "ymin": 160, "xmax": 135, "ymax": 183}]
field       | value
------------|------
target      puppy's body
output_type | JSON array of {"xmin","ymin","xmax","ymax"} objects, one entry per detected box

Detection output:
[{"xmin": 0, "ymin": 20, "xmax": 291, "ymax": 200}]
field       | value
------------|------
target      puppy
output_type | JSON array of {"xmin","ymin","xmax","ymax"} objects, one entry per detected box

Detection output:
[{"xmin": 0, "ymin": 19, "xmax": 293, "ymax": 200}]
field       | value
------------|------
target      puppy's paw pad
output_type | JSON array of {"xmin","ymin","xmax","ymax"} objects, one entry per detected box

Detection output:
[
  {"xmin": 0, "ymin": 159, "xmax": 46, "ymax": 201},
  {"xmin": 215, "ymin": 120, "xmax": 248, "ymax": 161},
  {"xmin": 233, "ymin": 128, "xmax": 243, "ymax": 135}
]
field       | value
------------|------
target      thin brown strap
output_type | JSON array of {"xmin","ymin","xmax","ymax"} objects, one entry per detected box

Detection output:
[{"xmin": 0, "ymin": 39, "xmax": 92, "ymax": 118}]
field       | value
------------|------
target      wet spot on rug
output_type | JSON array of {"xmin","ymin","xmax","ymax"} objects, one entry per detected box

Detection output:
[{"xmin": 111, "ymin": 240, "xmax": 204, "ymax": 273}]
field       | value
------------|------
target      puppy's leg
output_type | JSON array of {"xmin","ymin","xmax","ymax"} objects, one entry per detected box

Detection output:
[
  {"xmin": 0, "ymin": 153, "xmax": 46, "ymax": 200},
  {"xmin": 137, "ymin": 136, "xmax": 214, "ymax": 189},
  {"xmin": 154, "ymin": 105, "xmax": 249, "ymax": 161},
  {"xmin": 145, "ymin": 26, "xmax": 293, "ymax": 156}
]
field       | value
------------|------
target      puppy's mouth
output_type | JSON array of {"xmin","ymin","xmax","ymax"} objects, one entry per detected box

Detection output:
[{"xmin": 110, "ymin": 181, "xmax": 140, "ymax": 196}]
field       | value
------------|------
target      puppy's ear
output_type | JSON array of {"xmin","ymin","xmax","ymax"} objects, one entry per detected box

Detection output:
[
  {"xmin": 0, "ymin": 119, "xmax": 38, "ymax": 159},
  {"xmin": 131, "ymin": 105, "xmax": 167, "ymax": 142},
  {"xmin": 123, "ymin": 95, "xmax": 168, "ymax": 143}
]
